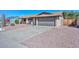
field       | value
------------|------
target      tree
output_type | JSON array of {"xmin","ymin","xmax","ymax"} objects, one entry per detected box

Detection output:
[
  {"xmin": 15, "ymin": 19, "xmax": 19, "ymax": 24},
  {"xmin": 63, "ymin": 11, "xmax": 79, "ymax": 19},
  {"xmin": 10, "ymin": 23, "xmax": 15, "ymax": 26},
  {"xmin": 74, "ymin": 12, "xmax": 79, "ymax": 19}
]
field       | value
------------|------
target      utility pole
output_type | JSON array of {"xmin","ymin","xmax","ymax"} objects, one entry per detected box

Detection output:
[
  {"xmin": 0, "ymin": 14, "xmax": 6, "ymax": 31},
  {"xmin": 2, "ymin": 14, "xmax": 6, "ymax": 26},
  {"xmin": 0, "ymin": 15, "xmax": 3, "ymax": 31},
  {"xmin": 0, "ymin": 19, "xmax": 2, "ymax": 28}
]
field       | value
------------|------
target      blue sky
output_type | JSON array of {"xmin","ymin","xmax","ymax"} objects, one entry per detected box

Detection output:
[{"xmin": 0, "ymin": 10, "xmax": 79, "ymax": 17}]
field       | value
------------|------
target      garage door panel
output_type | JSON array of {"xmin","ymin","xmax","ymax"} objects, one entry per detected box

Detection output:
[
  {"xmin": 38, "ymin": 22, "xmax": 54, "ymax": 26},
  {"xmin": 39, "ymin": 17, "xmax": 55, "ymax": 22},
  {"xmin": 38, "ymin": 17, "xmax": 55, "ymax": 26}
]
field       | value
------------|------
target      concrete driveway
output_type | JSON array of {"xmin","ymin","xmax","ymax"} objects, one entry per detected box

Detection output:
[
  {"xmin": 22, "ymin": 27, "xmax": 79, "ymax": 48},
  {"xmin": 1, "ymin": 25, "xmax": 79, "ymax": 48},
  {"xmin": 0, "ymin": 25, "xmax": 51, "ymax": 48}
]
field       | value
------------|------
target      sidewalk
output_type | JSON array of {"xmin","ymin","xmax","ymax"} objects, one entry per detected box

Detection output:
[{"xmin": 3, "ymin": 24, "xmax": 28, "ymax": 31}]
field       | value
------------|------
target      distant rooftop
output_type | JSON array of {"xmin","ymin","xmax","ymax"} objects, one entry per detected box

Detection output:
[{"xmin": 38, "ymin": 12, "xmax": 51, "ymax": 15}]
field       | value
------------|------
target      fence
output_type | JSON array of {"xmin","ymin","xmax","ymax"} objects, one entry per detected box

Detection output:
[{"xmin": 63, "ymin": 19, "xmax": 76, "ymax": 26}]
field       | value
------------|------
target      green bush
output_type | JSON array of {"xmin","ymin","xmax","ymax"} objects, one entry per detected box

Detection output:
[
  {"xmin": 10, "ymin": 23, "xmax": 15, "ymax": 26},
  {"xmin": 15, "ymin": 19, "xmax": 19, "ymax": 24}
]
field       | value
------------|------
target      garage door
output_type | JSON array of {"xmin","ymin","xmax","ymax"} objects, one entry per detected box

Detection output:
[{"xmin": 38, "ymin": 17, "xmax": 56, "ymax": 26}]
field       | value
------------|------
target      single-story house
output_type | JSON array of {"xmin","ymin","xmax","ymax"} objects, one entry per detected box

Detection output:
[{"xmin": 20, "ymin": 12, "xmax": 64, "ymax": 27}]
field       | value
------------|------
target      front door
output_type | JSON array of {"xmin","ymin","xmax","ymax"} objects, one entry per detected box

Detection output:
[{"xmin": 28, "ymin": 18, "xmax": 33, "ymax": 25}]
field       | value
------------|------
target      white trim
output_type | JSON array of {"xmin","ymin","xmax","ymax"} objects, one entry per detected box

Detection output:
[{"xmin": 36, "ymin": 18, "xmax": 38, "ymax": 25}]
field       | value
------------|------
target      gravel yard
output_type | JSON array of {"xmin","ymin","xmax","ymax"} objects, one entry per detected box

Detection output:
[{"xmin": 22, "ymin": 27, "xmax": 79, "ymax": 48}]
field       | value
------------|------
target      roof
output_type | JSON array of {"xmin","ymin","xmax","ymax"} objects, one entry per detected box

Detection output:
[
  {"xmin": 38, "ymin": 12, "xmax": 51, "ymax": 15},
  {"xmin": 21, "ymin": 12, "xmax": 63, "ymax": 18}
]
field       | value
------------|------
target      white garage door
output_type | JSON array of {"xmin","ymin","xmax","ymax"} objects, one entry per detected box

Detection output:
[{"xmin": 38, "ymin": 17, "xmax": 56, "ymax": 26}]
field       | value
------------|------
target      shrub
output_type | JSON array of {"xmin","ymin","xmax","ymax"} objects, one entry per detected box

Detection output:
[
  {"xmin": 15, "ymin": 19, "xmax": 19, "ymax": 24},
  {"xmin": 10, "ymin": 23, "xmax": 15, "ymax": 26}
]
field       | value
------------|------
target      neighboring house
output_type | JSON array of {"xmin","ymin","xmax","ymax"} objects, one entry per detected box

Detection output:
[{"xmin": 20, "ymin": 12, "xmax": 64, "ymax": 27}]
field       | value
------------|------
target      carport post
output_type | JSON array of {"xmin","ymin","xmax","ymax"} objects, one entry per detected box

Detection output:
[
  {"xmin": 36, "ymin": 18, "xmax": 38, "ymax": 26},
  {"xmin": 26, "ymin": 18, "xmax": 29, "ymax": 24},
  {"xmin": 33, "ymin": 18, "xmax": 36, "ymax": 25}
]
